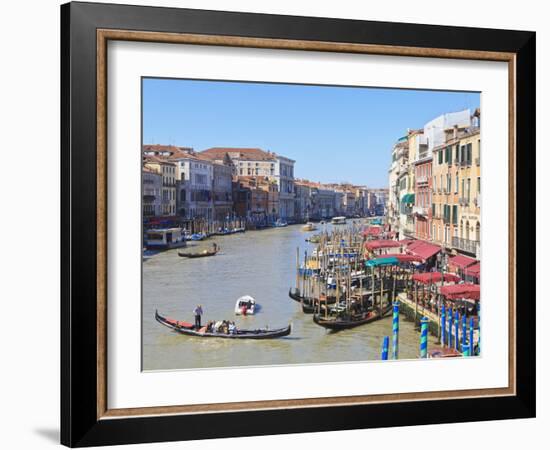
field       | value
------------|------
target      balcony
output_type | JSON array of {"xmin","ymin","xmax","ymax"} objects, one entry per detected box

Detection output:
[
  {"xmin": 413, "ymin": 205, "xmax": 429, "ymax": 216},
  {"xmin": 459, "ymin": 197, "xmax": 469, "ymax": 206},
  {"xmin": 474, "ymin": 194, "xmax": 481, "ymax": 207},
  {"xmin": 417, "ymin": 175, "xmax": 428, "ymax": 184},
  {"xmin": 452, "ymin": 237, "xmax": 480, "ymax": 255}
]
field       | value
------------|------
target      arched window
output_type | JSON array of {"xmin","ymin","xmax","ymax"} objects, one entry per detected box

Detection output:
[
  {"xmin": 460, "ymin": 220, "xmax": 464, "ymax": 239},
  {"xmin": 476, "ymin": 222, "xmax": 480, "ymax": 242},
  {"xmin": 466, "ymin": 221, "xmax": 470, "ymax": 241}
]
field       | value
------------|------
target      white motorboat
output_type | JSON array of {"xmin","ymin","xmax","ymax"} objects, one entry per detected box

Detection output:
[{"xmin": 235, "ymin": 295, "xmax": 256, "ymax": 315}]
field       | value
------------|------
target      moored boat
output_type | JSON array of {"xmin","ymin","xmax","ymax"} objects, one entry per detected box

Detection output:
[
  {"xmin": 273, "ymin": 219, "xmax": 288, "ymax": 228},
  {"xmin": 188, "ymin": 232, "xmax": 208, "ymax": 241},
  {"xmin": 145, "ymin": 228, "xmax": 187, "ymax": 250},
  {"xmin": 155, "ymin": 310, "xmax": 291, "ymax": 339},
  {"xmin": 331, "ymin": 216, "xmax": 347, "ymax": 225},
  {"xmin": 313, "ymin": 303, "xmax": 392, "ymax": 330}
]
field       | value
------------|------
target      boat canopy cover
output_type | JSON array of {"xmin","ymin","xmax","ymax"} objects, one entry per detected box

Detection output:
[
  {"xmin": 412, "ymin": 272, "xmax": 461, "ymax": 285},
  {"xmin": 449, "ymin": 254, "xmax": 477, "ymax": 269},
  {"xmin": 366, "ymin": 254, "xmax": 422, "ymax": 267},
  {"xmin": 439, "ymin": 283, "xmax": 480, "ymax": 301},
  {"xmin": 365, "ymin": 240, "xmax": 402, "ymax": 251},
  {"xmin": 464, "ymin": 262, "xmax": 481, "ymax": 277}
]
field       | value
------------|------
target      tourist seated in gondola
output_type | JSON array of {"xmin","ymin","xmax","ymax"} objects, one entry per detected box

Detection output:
[{"xmin": 228, "ymin": 322, "xmax": 237, "ymax": 334}]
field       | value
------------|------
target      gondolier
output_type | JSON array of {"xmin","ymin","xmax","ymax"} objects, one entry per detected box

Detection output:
[{"xmin": 193, "ymin": 304, "xmax": 203, "ymax": 329}]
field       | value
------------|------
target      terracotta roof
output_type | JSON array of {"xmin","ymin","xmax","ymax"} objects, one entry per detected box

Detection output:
[
  {"xmin": 143, "ymin": 144, "xmax": 193, "ymax": 153},
  {"xmin": 143, "ymin": 155, "xmax": 176, "ymax": 166},
  {"xmin": 200, "ymin": 147, "xmax": 277, "ymax": 161}
]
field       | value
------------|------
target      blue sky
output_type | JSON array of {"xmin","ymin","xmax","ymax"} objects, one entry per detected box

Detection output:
[{"xmin": 143, "ymin": 78, "xmax": 479, "ymax": 187}]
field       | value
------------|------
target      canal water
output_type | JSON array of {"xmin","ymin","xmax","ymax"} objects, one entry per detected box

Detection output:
[{"xmin": 142, "ymin": 222, "xmax": 437, "ymax": 371}]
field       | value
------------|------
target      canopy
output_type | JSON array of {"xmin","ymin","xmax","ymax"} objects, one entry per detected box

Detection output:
[
  {"xmin": 412, "ymin": 272, "xmax": 461, "ymax": 285},
  {"xmin": 464, "ymin": 262, "xmax": 481, "ymax": 277},
  {"xmin": 449, "ymin": 254, "xmax": 477, "ymax": 269},
  {"xmin": 366, "ymin": 254, "xmax": 423, "ymax": 267},
  {"xmin": 362, "ymin": 226, "xmax": 382, "ymax": 237},
  {"xmin": 364, "ymin": 240, "xmax": 403, "ymax": 251},
  {"xmin": 401, "ymin": 193, "xmax": 415, "ymax": 204},
  {"xmin": 439, "ymin": 283, "xmax": 480, "ymax": 301},
  {"xmin": 406, "ymin": 241, "xmax": 441, "ymax": 261}
]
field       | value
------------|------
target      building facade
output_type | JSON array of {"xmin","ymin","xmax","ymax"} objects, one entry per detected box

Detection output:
[
  {"xmin": 454, "ymin": 129, "xmax": 481, "ymax": 258},
  {"xmin": 143, "ymin": 156, "xmax": 177, "ymax": 216},
  {"xmin": 200, "ymin": 147, "xmax": 295, "ymax": 220},
  {"xmin": 142, "ymin": 167, "xmax": 162, "ymax": 217}
]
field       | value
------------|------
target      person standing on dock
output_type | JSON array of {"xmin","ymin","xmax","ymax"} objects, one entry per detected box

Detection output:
[{"xmin": 193, "ymin": 304, "xmax": 203, "ymax": 329}]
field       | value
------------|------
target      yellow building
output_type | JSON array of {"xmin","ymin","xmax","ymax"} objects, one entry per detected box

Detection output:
[{"xmin": 454, "ymin": 129, "xmax": 481, "ymax": 258}]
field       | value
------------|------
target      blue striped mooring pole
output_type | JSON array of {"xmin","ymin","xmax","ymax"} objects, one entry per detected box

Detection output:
[
  {"xmin": 381, "ymin": 335, "xmax": 389, "ymax": 360},
  {"xmin": 420, "ymin": 317, "xmax": 429, "ymax": 358},
  {"xmin": 392, "ymin": 302, "xmax": 400, "ymax": 359},
  {"xmin": 454, "ymin": 310, "xmax": 460, "ymax": 351},
  {"xmin": 447, "ymin": 310, "xmax": 453, "ymax": 348},
  {"xmin": 469, "ymin": 316, "xmax": 475, "ymax": 356},
  {"xmin": 461, "ymin": 314, "xmax": 467, "ymax": 350},
  {"xmin": 441, "ymin": 305, "xmax": 446, "ymax": 346}
]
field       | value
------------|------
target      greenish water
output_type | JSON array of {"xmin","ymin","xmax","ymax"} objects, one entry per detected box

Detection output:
[{"xmin": 142, "ymin": 222, "xmax": 437, "ymax": 371}]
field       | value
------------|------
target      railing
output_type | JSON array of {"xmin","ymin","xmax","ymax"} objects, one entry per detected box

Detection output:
[
  {"xmin": 452, "ymin": 237, "xmax": 480, "ymax": 255},
  {"xmin": 413, "ymin": 205, "xmax": 428, "ymax": 216},
  {"xmin": 474, "ymin": 194, "xmax": 481, "ymax": 207},
  {"xmin": 459, "ymin": 197, "xmax": 470, "ymax": 206},
  {"xmin": 417, "ymin": 175, "xmax": 428, "ymax": 184}
]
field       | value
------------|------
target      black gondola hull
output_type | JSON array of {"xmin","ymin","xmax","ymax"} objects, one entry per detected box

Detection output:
[
  {"xmin": 313, "ymin": 304, "xmax": 392, "ymax": 330},
  {"xmin": 155, "ymin": 311, "xmax": 291, "ymax": 339}
]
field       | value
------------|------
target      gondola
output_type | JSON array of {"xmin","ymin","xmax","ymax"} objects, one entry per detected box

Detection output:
[
  {"xmin": 312, "ymin": 303, "xmax": 392, "ymax": 330},
  {"xmin": 178, "ymin": 244, "xmax": 218, "ymax": 258},
  {"xmin": 178, "ymin": 248, "xmax": 218, "ymax": 258},
  {"xmin": 288, "ymin": 288, "xmax": 338, "ymax": 308},
  {"xmin": 155, "ymin": 311, "xmax": 291, "ymax": 339}
]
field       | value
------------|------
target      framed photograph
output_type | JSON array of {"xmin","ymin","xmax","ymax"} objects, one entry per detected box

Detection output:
[{"xmin": 61, "ymin": 1, "xmax": 535, "ymax": 447}]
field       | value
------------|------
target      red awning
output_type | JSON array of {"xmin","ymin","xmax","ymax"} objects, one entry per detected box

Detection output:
[
  {"xmin": 406, "ymin": 240, "xmax": 424, "ymax": 251},
  {"xmin": 449, "ymin": 254, "xmax": 477, "ymax": 269},
  {"xmin": 407, "ymin": 241, "xmax": 441, "ymax": 261},
  {"xmin": 464, "ymin": 262, "xmax": 481, "ymax": 277},
  {"xmin": 365, "ymin": 240, "xmax": 403, "ymax": 251},
  {"xmin": 362, "ymin": 226, "xmax": 382, "ymax": 237},
  {"xmin": 439, "ymin": 283, "xmax": 480, "ymax": 301},
  {"xmin": 412, "ymin": 272, "xmax": 461, "ymax": 285}
]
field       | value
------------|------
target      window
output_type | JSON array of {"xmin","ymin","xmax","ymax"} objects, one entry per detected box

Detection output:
[
  {"xmin": 455, "ymin": 144, "xmax": 460, "ymax": 161},
  {"xmin": 477, "ymin": 177, "xmax": 481, "ymax": 193},
  {"xmin": 467, "ymin": 143, "xmax": 472, "ymax": 164},
  {"xmin": 438, "ymin": 150, "xmax": 443, "ymax": 164},
  {"xmin": 452, "ymin": 205, "xmax": 458, "ymax": 225},
  {"xmin": 460, "ymin": 145, "xmax": 465, "ymax": 162},
  {"xmin": 461, "ymin": 179, "xmax": 465, "ymax": 198},
  {"xmin": 467, "ymin": 178, "xmax": 471, "ymax": 200},
  {"xmin": 455, "ymin": 173, "xmax": 459, "ymax": 193}
]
